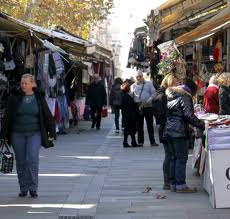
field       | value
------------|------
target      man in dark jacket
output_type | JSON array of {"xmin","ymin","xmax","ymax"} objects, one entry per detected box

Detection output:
[
  {"xmin": 164, "ymin": 78, "xmax": 204, "ymax": 193},
  {"xmin": 86, "ymin": 74, "xmax": 107, "ymax": 130}
]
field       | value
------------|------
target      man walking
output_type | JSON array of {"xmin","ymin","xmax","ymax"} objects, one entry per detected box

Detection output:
[
  {"xmin": 86, "ymin": 74, "xmax": 107, "ymax": 130},
  {"xmin": 131, "ymin": 71, "xmax": 158, "ymax": 146}
]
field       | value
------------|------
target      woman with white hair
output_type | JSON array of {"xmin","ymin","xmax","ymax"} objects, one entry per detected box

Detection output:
[
  {"xmin": 218, "ymin": 73, "xmax": 230, "ymax": 115},
  {"xmin": 203, "ymin": 75, "xmax": 219, "ymax": 114}
]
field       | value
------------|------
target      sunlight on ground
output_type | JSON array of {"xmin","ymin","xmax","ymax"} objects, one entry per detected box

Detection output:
[
  {"xmin": 27, "ymin": 211, "xmax": 53, "ymax": 214},
  {"xmin": 6, "ymin": 173, "xmax": 86, "ymax": 177},
  {"xmin": 58, "ymin": 156, "xmax": 111, "ymax": 160},
  {"xmin": 0, "ymin": 204, "xmax": 96, "ymax": 209}
]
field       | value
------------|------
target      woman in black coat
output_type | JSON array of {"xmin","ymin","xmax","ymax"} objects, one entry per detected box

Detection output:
[
  {"xmin": 2, "ymin": 74, "xmax": 56, "ymax": 198},
  {"xmin": 120, "ymin": 82, "xmax": 139, "ymax": 147},
  {"xmin": 164, "ymin": 78, "xmax": 204, "ymax": 193},
  {"xmin": 153, "ymin": 73, "xmax": 179, "ymax": 190}
]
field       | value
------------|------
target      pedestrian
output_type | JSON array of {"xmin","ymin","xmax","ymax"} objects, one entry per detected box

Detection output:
[
  {"xmin": 203, "ymin": 75, "xmax": 219, "ymax": 114},
  {"xmin": 86, "ymin": 74, "xmax": 107, "ymax": 130},
  {"xmin": 131, "ymin": 70, "xmax": 158, "ymax": 147},
  {"xmin": 153, "ymin": 73, "xmax": 180, "ymax": 190},
  {"xmin": 164, "ymin": 77, "xmax": 204, "ymax": 193},
  {"xmin": 2, "ymin": 74, "xmax": 56, "ymax": 198},
  {"xmin": 218, "ymin": 72, "xmax": 230, "ymax": 115},
  {"xmin": 109, "ymin": 77, "xmax": 123, "ymax": 133},
  {"xmin": 120, "ymin": 82, "xmax": 139, "ymax": 147}
]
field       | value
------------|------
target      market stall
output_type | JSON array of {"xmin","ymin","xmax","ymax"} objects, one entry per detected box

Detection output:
[{"xmin": 193, "ymin": 113, "xmax": 230, "ymax": 208}]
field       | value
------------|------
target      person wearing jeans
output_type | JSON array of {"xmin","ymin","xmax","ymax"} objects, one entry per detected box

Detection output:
[
  {"xmin": 2, "ymin": 74, "xmax": 56, "ymax": 198},
  {"xmin": 164, "ymin": 78, "xmax": 204, "ymax": 193},
  {"xmin": 11, "ymin": 133, "xmax": 41, "ymax": 193},
  {"xmin": 109, "ymin": 77, "xmax": 123, "ymax": 133}
]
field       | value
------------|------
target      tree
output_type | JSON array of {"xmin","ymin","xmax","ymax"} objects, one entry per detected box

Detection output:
[{"xmin": 0, "ymin": 0, "xmax": 113, "ymax": 39}]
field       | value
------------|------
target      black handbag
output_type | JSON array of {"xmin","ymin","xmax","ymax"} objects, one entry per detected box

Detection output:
[{"xmin": 0, "ymin": 140, "xmax": 14, "ymax": 173}]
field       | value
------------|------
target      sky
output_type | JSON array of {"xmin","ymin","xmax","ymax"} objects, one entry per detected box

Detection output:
[{"xmin": 109, "ymin": 0, "xmax": 168, "ymax": 78}]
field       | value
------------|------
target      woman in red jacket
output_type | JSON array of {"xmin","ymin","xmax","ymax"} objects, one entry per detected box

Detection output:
[{"xmin": 203, "ymin": 75, "xmax": 219, "ymax": 114}]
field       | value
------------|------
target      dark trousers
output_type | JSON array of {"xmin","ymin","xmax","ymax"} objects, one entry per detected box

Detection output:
[
  {"xmin": 168, "ymin": 137, "xmax": 189, "ymax": 187},
  {"xmin": 123, "ymin": 129, "xmax": 136, "ymax": 144},
  {"xmin": 113, "ymin": 105, "xmax": 124, "ymax": 130},
  {"xmin": 11, "ymin": 132, "xmax": 41, "ymax": 192},
  {"xmin": 90, "ymin": 105, "xmax": 102, "ymax": 128},
  {"xmin": 163, "ymin": 142, "xmax": 172, "ymax": 185},
  {"xmin": 137, "ymin": 107, "xmax": 155, "ymax": 144}
]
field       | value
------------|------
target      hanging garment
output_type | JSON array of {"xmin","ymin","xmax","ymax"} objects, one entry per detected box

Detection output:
[{"xmin": 52, "ymin": 52, "xmax": 65, "ymax": 77}]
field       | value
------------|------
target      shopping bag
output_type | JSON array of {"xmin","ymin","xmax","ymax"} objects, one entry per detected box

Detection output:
[
  {"xmin": 101, "ymin": 106, "xmax": 108, "ymax": 118},
  {"xmin": 83, "ymin": 105, "xmax": 91, "ymax": 120},
  {"xmin": 25, "ymin": 39, "xmax": 34, "ymax": 69},
  {"xmin": 0, "ymin": 140, "xmax": 14, "ymax": 174}
]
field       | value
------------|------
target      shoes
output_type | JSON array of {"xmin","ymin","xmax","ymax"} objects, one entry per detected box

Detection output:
[
  {"xmin": 29, "ymin": 191, "xmax": 38, "ymax": 198},
  {"xmin": 131, "ymin": 142, "xmax": 142, "ymax": 147},
  {"xmin": 57, "ymin": 131, "xmax": 67, "ymax": 135},
  {"xmin": 123, "ymin": 142, "xmax": 131, "ymax": 148},
  {"xmin": 162, "ymin": 184, "xmax": 170, "ymax": 190},
  {"xmin": 18, "ymin": 191, "xmax": 27, "ymax": 197},
  {"xmin": 176, "ymin": 186, "xmax": 197, "ymax": 193},
  {"xmin": 115, "ymin": 130, "xmax": 119, "ymax": 134},
  {"xmin": 151, "ymin": 142, "xmax": 159, "ymax": 147},
  {"xmin": 137, "ymin": 142, "xmax": 143, "ymax": 147},
  {"xmin": 170, "ymin": 185, "xmax": 176, "ymax": 192},
  {"xmin": 96, "ymin": 127, "xmax": 100, "ymax": 130}
]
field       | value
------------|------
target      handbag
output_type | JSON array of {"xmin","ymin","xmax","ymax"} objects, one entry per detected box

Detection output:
[
  {"xmin": 101, "ymin": 106, "xmax": 108, "ymax": 118},
  {"xmin": 25, "ymin": 39, "xmax": 34, "ymax": 69},
  {"xmin": 0, "ymin": 140, "xmax": 14, "ymax": 174}
]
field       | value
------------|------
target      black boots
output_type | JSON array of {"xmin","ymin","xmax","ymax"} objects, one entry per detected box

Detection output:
[{"xmin": 123, "ymin": 142, "xmax": 131, "ymax": 148}]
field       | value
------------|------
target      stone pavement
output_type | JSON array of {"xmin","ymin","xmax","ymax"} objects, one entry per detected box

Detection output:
[{"xmin": 0, "ymin": 115, "xmax": 230, "ymax": 219}]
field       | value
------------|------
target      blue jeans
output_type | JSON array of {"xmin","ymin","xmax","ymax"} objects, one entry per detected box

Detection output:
[
  {"xmin": 113, "ymin": 105, "xmax": 124, "ymax": 130},
  {"xmin": 168, "ymin": 137, "xmax": 189, "ymax": 188},
  {"xmin": 11, "ymin": 132, "xmax": 41, "ymax": 192}
]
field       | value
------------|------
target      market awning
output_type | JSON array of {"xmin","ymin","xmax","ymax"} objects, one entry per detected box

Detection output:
[
  {"xmin": 175, "ymin": 5, "xmax": 230, "ymax": 45},
  {"xmin": 86, "ymin": 44, "xmax": 113, "ymax": 63},
  {"xmin": 0, "ymin": 12, "xmax": 87, "ymax": 56},
  {"xmin": 159, "ymin": 0, "xmax": 227, "ymax": 32}
]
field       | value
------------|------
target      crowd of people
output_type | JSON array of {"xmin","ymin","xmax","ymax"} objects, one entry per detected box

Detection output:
[
  {"xmin": 109, "ymin": 70, "xmax": 230, "ymax": 193},
  {"xmin": 1, "ymin": 70, "xmax": 230, "ymax": 197}
]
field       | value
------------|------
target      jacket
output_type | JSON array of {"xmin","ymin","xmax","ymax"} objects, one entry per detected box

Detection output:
[
  {"xmin": 85, "ymin": 81, "xmax": 107, "ymax": 107},
  {"xmin": 2, "ymin": 88, "xmax": 56, "ymax": 148},
  {"xmin": 219, "ymin": 85, "xmax": 230, "ymax": 115},
  {"xmin": 152, "ymin": 87, "xmax": 167, "ymax": 142},
  {"xmin": 203, "ymin": 85, "xmax": 219, "ymax": 114},
  {"xmin": 164, "ymin": 87, "xmax": 204, "ymax": 138},
  {"xmin": 109, "ymin": 83, "xmax": 122, "ymax": 106},
  {"xmin": 121, "ymin": 93, "xmax": 138, "ymax": 134}
]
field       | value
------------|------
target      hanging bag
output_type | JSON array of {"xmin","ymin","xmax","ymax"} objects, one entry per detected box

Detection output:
[
  {"xmin": 0, "ymin": 140, "xmax": 14, "ymax": 174},
  {"xmin": 25, "ymin": 39, "xmax": 34, "ymax": 69}
]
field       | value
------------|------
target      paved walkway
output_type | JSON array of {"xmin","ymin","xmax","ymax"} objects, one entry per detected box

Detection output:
[{"xmin": 0, "ymin": 115, "xmax": 230, "ymax": 219}]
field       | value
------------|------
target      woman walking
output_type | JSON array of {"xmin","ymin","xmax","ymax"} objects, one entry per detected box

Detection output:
[{"xmin": 2, "ymin": 74, "xmax": 56, "ymax": 198}]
